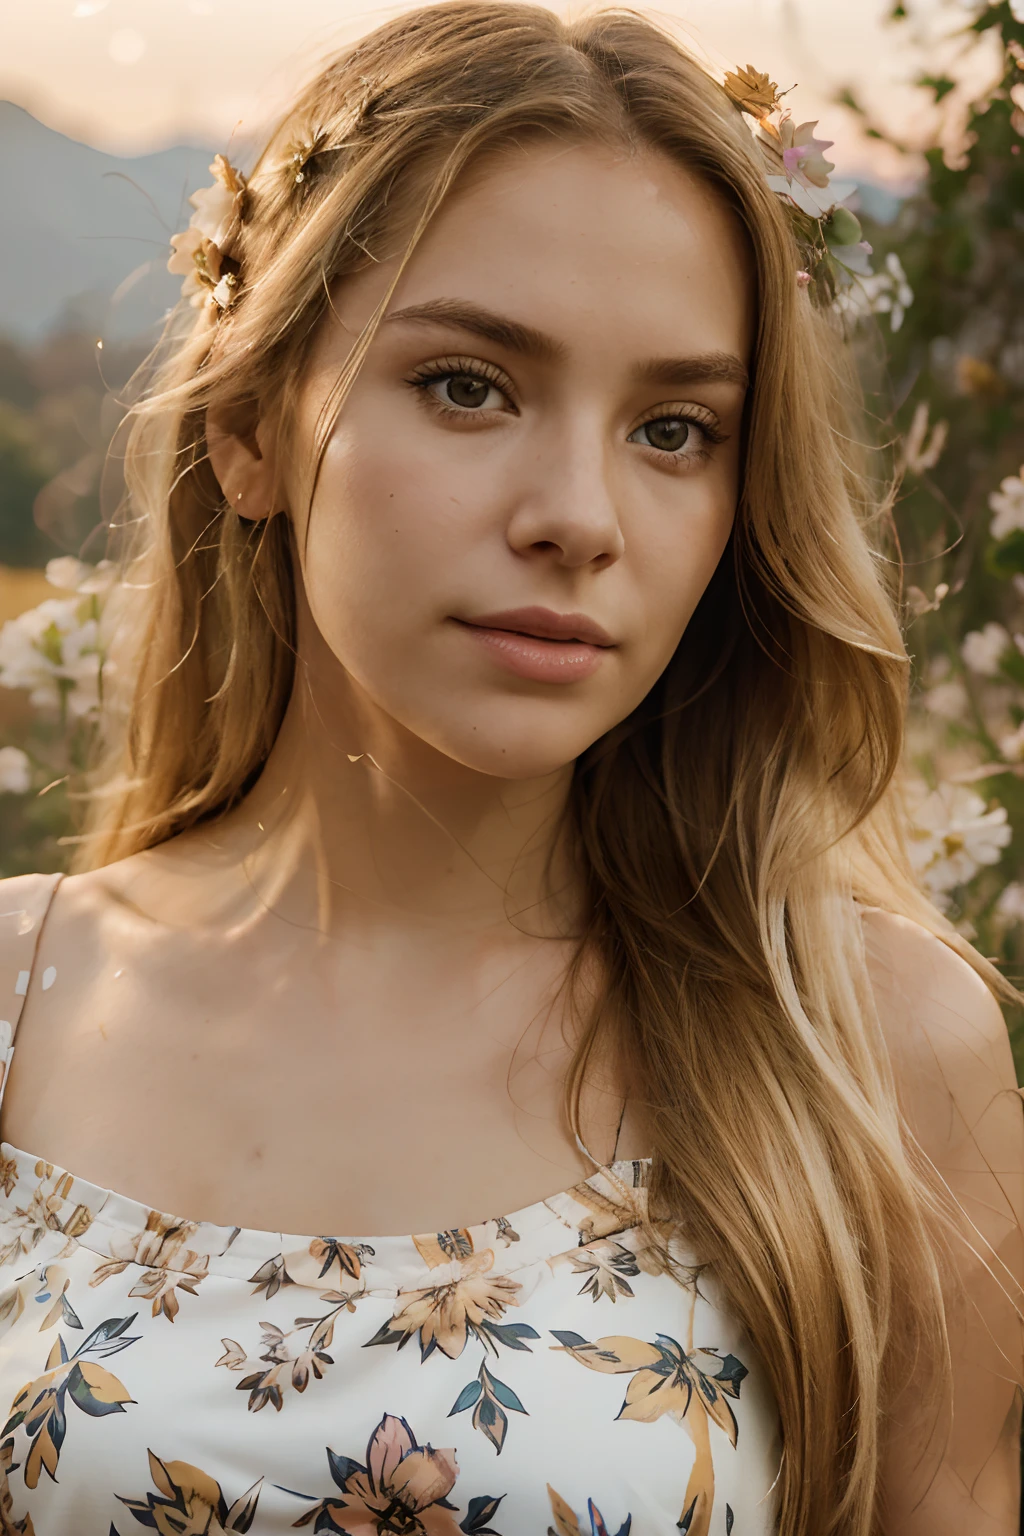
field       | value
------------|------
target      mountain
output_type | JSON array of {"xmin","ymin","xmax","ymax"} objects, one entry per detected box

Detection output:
[
  {"xmin": 0, "ymin": 102, "xmax": 215, "ymax": 341},
  {"xmin": 0, "ymin": 99, "xmax": 908, "ymax": 344}
]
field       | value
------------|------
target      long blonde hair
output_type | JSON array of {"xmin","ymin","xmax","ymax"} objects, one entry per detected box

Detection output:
[{"xmin": 79, "ymin": 5, "xmax": 1019, "ymax": 1530}]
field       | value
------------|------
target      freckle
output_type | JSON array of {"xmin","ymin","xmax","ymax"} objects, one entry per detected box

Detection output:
[
  {"xmin": 41, "ymin": 966, "xmax": 56, "ymax": 991},
  {"xmin": 97, "ymin": 1021, "xmax": 108, "ymax": 1040}
]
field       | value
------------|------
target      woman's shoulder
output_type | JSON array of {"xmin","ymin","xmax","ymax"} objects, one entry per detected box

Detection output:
[{"xmin": 857, "ymin": 903, "xmax": 1021, "ymax": 1170}]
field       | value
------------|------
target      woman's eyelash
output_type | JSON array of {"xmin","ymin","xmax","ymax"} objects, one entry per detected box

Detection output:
[
  {"xmin": 405, "ymin": 359, "xmax": 728, "ymax": 462},
  {"xmin": 406, "ymin": 357, "xmax": 514, "ymax": 403}
]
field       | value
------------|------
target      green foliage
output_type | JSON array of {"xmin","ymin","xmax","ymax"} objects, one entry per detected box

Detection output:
[
  {"xmin": 0, "ymin": 402, "xmax": 56, "ymax": 567},
  {"xmin": 849, "ymin": 0, "xmax": 1024, "ymax": 1063}
]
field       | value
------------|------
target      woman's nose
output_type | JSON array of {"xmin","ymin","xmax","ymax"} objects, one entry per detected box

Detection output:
[{"xmin": 503, "ymin": 431, "xmax": 626, "ymax": 571}]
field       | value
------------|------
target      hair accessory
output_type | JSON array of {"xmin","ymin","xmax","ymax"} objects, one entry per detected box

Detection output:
[
  {"xmin": 724, "ymin": 65, "xmax": 875, "ymax": 308},
  {"xmin": 168, "ymin": 154, "xmax": 247, "ymax": 311},
  {"xmin": 287, "ymin": 124, "xmax": 330, "ymax": 185}
]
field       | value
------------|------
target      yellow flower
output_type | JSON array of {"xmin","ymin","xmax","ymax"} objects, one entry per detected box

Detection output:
[
  {"xmin": 116, "ymin": 1449, "xmax": 262, "ymax": 1535},
  {"xmin": 369, "ymin": 1249, "xmax": 523, "ymax": 1360},
  {"xmin": 723, "ymin": 65, "xmax": 783, "ymax": 120}
]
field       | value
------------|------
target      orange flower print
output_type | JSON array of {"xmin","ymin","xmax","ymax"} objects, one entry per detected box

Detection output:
[
  {"xmin": 115, "ymin": 1449, "xmax": 262, "ymax": 1534},
  {"xmin": 551, "ymin": 1322, "xmax": 745, "ymax": 1536},
  {"xmin": 1, "ymin": 1313, "xmax": 138, "ymax": 1488},
  {"xmin": 248, "ymin": 1239, "xmax": 374, "ymax": 1299},
  {"xmin": 0, "ymin": 1157, "xmax": 16, "ymax": 1202},
  {"xmin": 567, "ymin": 1241, "xmax": 640, "ymax": 1303},
  {"xmin": 547, "ymin": 1485, "xmax": 632, "ymax": 1536},
  {"xmin": 90, "ymin": 1211, "xmax": 209, "ymax": 1322},
  {"xmin": 0, "ymin": 1165, "xmax": 92, "ymax": 1269},
  {"xmin": 0, "ymin": 1439, "xmax": 33, "ymax": 1536},
  {"xmin": 290, "ymin": 1413, "xmax": 505, "ymax": 1535},
  {"xmin": 365, "ymin": 1250, "xmax": 536, "ymax": 1361},
  {"xmin": 217, "ymin": 1290, "xmax": 360, "ymax": 1412}
]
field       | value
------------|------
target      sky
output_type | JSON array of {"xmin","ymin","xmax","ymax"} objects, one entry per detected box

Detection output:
[{"xmin": 0, "ymin": 0, "xmax": 1003, "ymax": 184}]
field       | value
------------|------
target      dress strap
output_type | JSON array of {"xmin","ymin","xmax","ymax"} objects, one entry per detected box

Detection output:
[{"xmin": 0, "ymin": 873, "xmax": 65, "ymax": 1097}]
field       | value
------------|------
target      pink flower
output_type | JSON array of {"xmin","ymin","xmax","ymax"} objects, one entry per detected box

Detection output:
[{"xmin": 779, "ymin": 119, "xmax": 835, "ymax": 189}]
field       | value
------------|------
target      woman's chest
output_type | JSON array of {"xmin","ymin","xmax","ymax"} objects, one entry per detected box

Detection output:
[{"xmin": 0, "ymin": 1161, "xmax": 779, "ymax": 1536}]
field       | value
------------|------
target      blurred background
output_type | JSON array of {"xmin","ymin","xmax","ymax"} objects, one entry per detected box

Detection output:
[{"xmin": 0, "ymin": 0, "xmax": 1023, "ymax": 1057}]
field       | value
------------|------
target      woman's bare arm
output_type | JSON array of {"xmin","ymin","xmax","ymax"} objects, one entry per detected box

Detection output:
[{"xmin": 863, "ymin": 907, "xmax": 1024, "ymax": 1534}]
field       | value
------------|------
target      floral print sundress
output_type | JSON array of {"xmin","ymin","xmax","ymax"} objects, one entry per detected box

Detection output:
[{"xmin": 0, "ymin": 874, "xmax": 780, "ymax": 1536}]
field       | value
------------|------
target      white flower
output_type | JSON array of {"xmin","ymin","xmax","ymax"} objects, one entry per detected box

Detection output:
[
  {"xmin": 833, "ymin": 256, "xmax": 914, "ymax": 332},
  {"xmin": 920, "ymin": 678, "xmax": 968, "ymax": 720},
  {"xmin": 765, "ymin": 174, "xmax": 858, "ymax": 219},
  {"xmin": 961, "ymin": 621, "xmax": 1010, "ymax": 675},
  {"xmin": 0, "ymin": 747, "xmax": 30, "ymax": 795},
  {"xmin": 883, "ymin": 253, "xmax": 913, "ymax": 330},
  {"xmin": 904, "ymin": 780, "xmax": 1012, "ymax": 895},
  {"xmin": 188, "ymin": 168, "xmax": 239, "ymax": 249},
  {"xmin": 168, "ymin": 154, "xmax": 245, "ymax": 309},
  {"xmin": 45, "ymin": 557, "xmax": 92, "ymax": 592},
  {"xmin": 0, "ymin": 595, "xmax": 106, "ymax": 717},
  {"xmin": 989, "ymin": 468, "xmax": 1024, "ymax": 541},
  {"xmin": 999, "ymin": 721, "xmax": 1024, "ymax": 762},
  {"xmin": 901, "ymin": 401, "xmax": 949, "ymax": 475},
  {"xmin": 996, "ymin": 881, "xmax": 1024, "ymax": 923},
  {"xmin": 45, "ymin": 557, "xmax": 117, "ymax": 596}
]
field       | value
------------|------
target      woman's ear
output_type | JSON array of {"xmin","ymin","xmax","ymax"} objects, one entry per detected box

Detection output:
[{"xmin": 206, "ymin": 406, "xmax": 279, "ymax": 523}]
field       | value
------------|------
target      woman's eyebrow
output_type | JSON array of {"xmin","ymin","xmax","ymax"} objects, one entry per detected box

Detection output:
[
  {"xmin": 384, "ymin": 298, "xmax": 566, "ymax": 362},
  {"xmin": 382, "ymin": 298, "xmax": 749, "ymax": 390}
]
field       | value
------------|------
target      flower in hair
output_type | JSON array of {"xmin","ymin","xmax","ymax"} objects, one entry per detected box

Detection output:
[
  {"xmin": 722, "ymin": 66, "xmax": 785, "ymax": 121},
  {"xmin": 725, "ymin": 61, "xmax": 877, "ymax": 308},
  {"xmin": 168, "ymin": 154, "xmax": 246, "ymax": 310},
  {"xmin": 286, "ymin": 124, "xmax": 330, "ymax": 185}
]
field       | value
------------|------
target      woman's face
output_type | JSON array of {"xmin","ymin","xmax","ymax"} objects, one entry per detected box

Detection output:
[{"xmin": 285, "ymin": 138, "xmax": 754, "ymax": 780}]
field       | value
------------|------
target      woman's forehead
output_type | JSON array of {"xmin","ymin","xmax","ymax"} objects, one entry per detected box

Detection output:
[{"xmin": 327, "ymin": 140, "xmax": 756, "ymax": 373}]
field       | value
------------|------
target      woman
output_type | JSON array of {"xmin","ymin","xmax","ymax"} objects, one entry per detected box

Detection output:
[{"xmin": 0, "ymin": 4, "xmax": 1019, "ymax": 1533}]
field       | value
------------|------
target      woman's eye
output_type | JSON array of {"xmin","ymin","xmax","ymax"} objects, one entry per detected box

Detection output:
[
  {"xmin": 629, "ymin": 416, "xmax": 705, "ymax": 455},
  {"xmin": 427, "ymin": 372, "xmax": 505, "ymax": 411}
]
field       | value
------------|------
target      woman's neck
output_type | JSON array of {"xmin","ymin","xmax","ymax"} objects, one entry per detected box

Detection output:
[{"xmin": 186, "ymin": 619, "xmax": 581, "ymax": 945}]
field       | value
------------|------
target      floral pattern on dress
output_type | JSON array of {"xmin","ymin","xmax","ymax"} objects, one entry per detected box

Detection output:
[
  {"xmin": 287, "ymin": 1412, "xmax": 505, "ymax": 1535},
  {"xmin": 365, "ymin": 1248, "xmax": 540, "ymax": 1455},
  {"xmin": 364, "ymin": 1250, "xmax": 532, "ymax": 1362},
  {"xmin": 115, "ymin": 1450, "xmax": 262, "ymax": 1534},
  {"xmin": 547, "ymin": 1484, "xmax": 632, "ymax": 1536},
  {"xmin": 1, "ymin": 1311, "xmax": 138, "ymax": 1488},
  {"xmin": 551, "ymin": 1316, "xmax": 746, "ymax": 1536},
  {"xmin": 0, "ymin": 1162, "xmax": 92, "ymax": 1270},
  {"xmin": 90, "ymin": 1211, "xmax": 210, "ymax": 1322}
]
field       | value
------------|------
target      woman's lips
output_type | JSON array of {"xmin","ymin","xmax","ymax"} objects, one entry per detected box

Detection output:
[{"xmin": 454, "ymin": 607, "xmax": 613, "ymax": 684}]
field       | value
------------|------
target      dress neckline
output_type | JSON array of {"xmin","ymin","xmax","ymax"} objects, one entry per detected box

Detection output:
[{"xmin": 0, "ymin": 1137, "xmax": 652, "ymax": 1293}]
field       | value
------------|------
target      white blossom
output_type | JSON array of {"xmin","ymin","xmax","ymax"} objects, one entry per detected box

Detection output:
[
  {"xmin": 999, "ymin": 720, "xmax": 1024, "ymax": 762},
  {"xmin": 920, "ymin": 678, "xmax": 968, "ymax": 719},
  {"xmin": 996, "ymin": 881, "xmax": 1024, "ymax": 923},
  {"xmin": 0, "ymin": 747, "xmax": 30, "ymax": 795},
  {"xmin": 0, "ymin": 588, "xmax": 106, "ymax": 718},
  {"xmin": 45, "ymin": 557, "xmax": 117, "ymax": 596},
  {"xmin": 901, "ymin": 402, "xmax": 949, "ymax": 475},
  {"xmin": 833, "ymin": 253, "xmax": 914, "ymax": 332},
  {"xmin": 961, "ymin": 621, "xmax": 1010, "ymax": 675},
  {"xmin": 989, "ymin": 468, "xmax": 1024, "ymax": 541},
  {"xmin": 904, "ymin": 779, "xmax": 1012, "ymax": 896}
]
